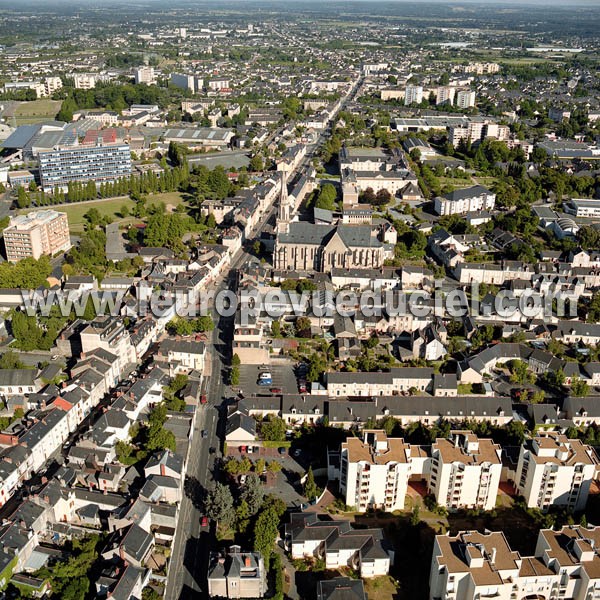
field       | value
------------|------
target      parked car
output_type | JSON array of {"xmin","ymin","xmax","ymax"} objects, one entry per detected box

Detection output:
[
  {"xmin": 298, "ymin": 381, "xmax": 307, "ymax": 393},
  {"xmin": 240, "ymin": 474, "xmax": 247, "ymax": 484},
  {"xmin": 270, "ymin": 387, "xmax": 282, "ymax": 394},
  {"xmin": 200, "ymin": 394, "xmax": 207, "ymax": 404},
  {"xmin": 278, "ymin": 447, "xmax": 287, "ymax": 455},
  {"xmin": 258, "ymin": 378, "xmax": 272, "ymax": 386},
  {"xmin": 200, "ymin": 516, "xmax": 209, "ymax": 527},
  {"xmin": 201, "ymin": 430, "xmax": 208, "ymax": 438}
]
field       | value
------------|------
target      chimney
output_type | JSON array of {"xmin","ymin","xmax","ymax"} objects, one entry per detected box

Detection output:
[{"xmin": 490, "ymin": 547, "xmax": 497, "ymax": 565}]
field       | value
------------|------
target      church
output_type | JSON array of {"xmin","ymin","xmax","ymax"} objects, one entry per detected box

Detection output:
[
  {"xmin": 273, "ymin": 173, "xmax": 390, "ymax": 272},
  {"xmin": 274, "ymin": 222, "xmax": 387, "ymax": 272}
]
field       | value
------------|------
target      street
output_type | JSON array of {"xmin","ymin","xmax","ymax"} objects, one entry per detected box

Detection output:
[{"xmin": 163, "ymin": 76, "xmax": 362, "ymax": 600}]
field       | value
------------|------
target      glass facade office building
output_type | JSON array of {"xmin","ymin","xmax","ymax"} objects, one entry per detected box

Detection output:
[{"xmin": 38, "ymin": 143, "xmax": 132, "ymax": 190}]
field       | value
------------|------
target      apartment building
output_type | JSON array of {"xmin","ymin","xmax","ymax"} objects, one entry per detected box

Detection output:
[
  {"xmin": 3, "ymin": 210, "xmax": 71, "ymax": 262},
  {"xmin": 72, "ymin": 73, "xmax": 97, "ymax": 90},
  {"xmin": 340, "ymin": 430, "xmax": 414, "ymax": 511},
  {"xmin": 80, "ymin": 317, "xmax": 136, "ymax": 376},
  {"xmin": 134, "ymin": 66, "xmax": 155, "ymax": 85},
  {"xmin": 38, "ymin": 143, "xmax": 132, "ymax": 191},
  {"xmin": 434, "ymin": 185, "xmax": 496, "ymax": 216},
  {"xmin": 514, "ymin": 432, "xmax": 598, "ymax": 512},
  {"xmin": 430, "ymin": 525, "xmax": 600, "ymax": 600},
  {"xmin": 405, "ymin": 85, "xmax": 424, "ymax": 105},
  {"xmin": 326, "ymin": 367, "xmax": 434, "ymax": 397},
  {"xmin": 436, "ymin": 86, "xmax": 456, "ymax": 105},
  {"xmin": 170, "ymin": 72, "xmax": 203, "ymax": 93},
  {"xmin": 429, "ymin": 431, "xmax": 502, "ymax": 510},
  {"xmin": 456, "ymin": 90, "xmax": 476, "ymax": 109},
  {"xmin": 449, "ymin": 120, "xmax": 509, "ymax": 147}
]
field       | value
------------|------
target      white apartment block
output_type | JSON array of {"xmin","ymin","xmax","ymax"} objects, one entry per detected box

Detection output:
[
  {"xmin": 405, "ymin": 85, "xmax": 424, "ymax": 105},
  {"xmin": 515, "ymin": 432, "xmax": 598, "ymax": 512},
  {"xmin": 208, "ymin": 78, "xmax": 230, "ymax": 90},
  {"xmin": 434, "ymin": 185, "xmax": 496, "ymax": 216},
  {"xmin": 340, "ymin": 430, "xmax": 415, "ymax": 511},
  {"xmin": 72, "ymin": 73, "xmax": 97, "ymax": 90},
  {"xmin": 3, "ymin": 210, "xmax": 71, "ymax": 262},
  {"xmin": 135, "ymin": 66, "xmax": 155, "ymax": 85},
  {"xmin": 456, "ymin": 90, "xmax": 476, "ymax": 109},
  {"xmin": 327, "ymin": 367, "xmax": 434, "ymax": 397},
  {"xmin": 449, "ymin": 120, "xmax": 509, "ymax": 147},
  {"xmin": 436, "ymin": 87, "xmax": 456, "ymax": 105},
  {"xmin": 463, "ymin": 62, "xmax": 500, "ymax": 75},
  {"xmin": 430, "ymin": 525, "xmax": 600, "ymax": 600},
  {"xmin": 430, "ymin": 431, "xmax": 502, "ymax": 511}
]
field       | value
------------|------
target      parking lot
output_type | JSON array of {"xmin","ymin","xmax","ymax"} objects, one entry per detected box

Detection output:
[{"xmin": 238, "ymin": 362, "xmax": 301, "ymax": 396}]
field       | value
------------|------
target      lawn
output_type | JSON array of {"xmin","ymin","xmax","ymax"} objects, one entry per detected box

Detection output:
[
  {"xmin": 22, "ymin": 191, "xmax": 191, "ymax": 233},
  {"xmin": 26, "ymin": 197, "xmax": 136, "ymax": 234},
  {"xmin": 13, "ymin": 99, "xmax": 62, "ymax": 124},
  {"xmin": 364, "ymin": 576, "xmax": 399, "ymax": 600}
]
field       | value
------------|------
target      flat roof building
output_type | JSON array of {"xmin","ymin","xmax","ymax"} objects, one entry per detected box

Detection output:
[
  {"xmin": 3, "ymin": 210, "xmax": 71, "ymax": 262},
  {"xmin": 38, "ymin": 143, "xmax": 132, "ymax": 191}
]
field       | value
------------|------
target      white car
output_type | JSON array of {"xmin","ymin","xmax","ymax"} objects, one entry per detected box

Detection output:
[{"xmin": 259, "ymin": 372, "xmax": 272, "ymax": 380}]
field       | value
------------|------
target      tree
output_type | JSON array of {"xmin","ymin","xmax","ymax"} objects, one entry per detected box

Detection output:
[
  {"xmin": 84, "ymin": 208, "xmax": 102, "ymax": 229},
  {"xmin": 373, "ymin": 188, "xmax": 392, "ymax": 207},
  {"xmin": 230, "ymin": 366, "xmax": 240, "ymax": 386},
  {"xmin": 295, "ymin": 316, "xmax": 312, "ymax": 338},
  {"xmin": 571, "ymin": 377, "xmax": 590, "ymax": 398},
  {"xmin": 241, "ymin": 473, "xmax": 264, "ymax": 515},
  {"xmin": 508, "ymin": 360, "xmax": 533, "ymax": 385},
  {"xmin": 249, "ymin": 154, "xmax": 264, "ymax": 172},
  {"xmin": 314, "ymin": 183, "xmax": 337, "ymax": 211},
  {"xmin": 260, "ymin": 415, "xmax": 286, "ymax": 442},
  {"xmin": 531, "ymin": 146, "xmax": 548, "ymax": 164},
  {"xmin": 267, "ymin": 460, "xmax": 282, "ymax": 473},
  {"xmin": 232, "ymin": 353, "xmax": 241, "ymax": 367},
  {"xmin": 252, "ymin": 503, "xmax": 282, "ymax": 561},
  {"xmin": 410, "ymin": 505, "xmax": 421, "ymax": 526},
  {"xmin": 303, "ymin": 466, "xmax": 319, "ymax": 501},
  {"xmin": 16, "ymin": 186, "xmax": 29, "ymax": 208},
  {"xmin": 205, "ymin": 482, "xmax": 235, "ymax": 528},
  {"xmin": 56, "ymin": 96, "xmax": 77, "ymax": 122}
]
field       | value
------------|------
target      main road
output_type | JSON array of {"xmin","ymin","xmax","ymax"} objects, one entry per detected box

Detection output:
[{"xmin": 164, "ymin": 76, "xmax": 363, "ymax": 600}]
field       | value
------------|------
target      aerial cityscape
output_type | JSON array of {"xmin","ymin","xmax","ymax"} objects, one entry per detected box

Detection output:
[{"xmin": 0, "ymin": 1, "xmax": 600, "ymax": 599}]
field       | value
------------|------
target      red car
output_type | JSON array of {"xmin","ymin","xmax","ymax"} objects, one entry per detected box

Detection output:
[
  {"xmin": 270, "ymin": 387, "xmax": 282, "ymax": 394},
  {"xmin": 200, "ymin": 394, "xmax": 207, "ymax": 404},
  {"xmin": 200, "ymin": 516, "xmax": 209, "ymax": 527}
]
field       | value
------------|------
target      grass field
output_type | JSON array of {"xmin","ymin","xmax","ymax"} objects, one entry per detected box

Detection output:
[
  {"xmin": 56, "ymin": 198, "xmax": 137, "ymax": 233},
  {"xmin": 13, "ymin": 99, "xmax": 62, "ymax": 125},
  {"xmin": 364, "ymin": 576, "xmax": 398, "ymax": 600},
  {"xmin": 23, "ymin": 191, "xmax": 191, "ymax": 233}
]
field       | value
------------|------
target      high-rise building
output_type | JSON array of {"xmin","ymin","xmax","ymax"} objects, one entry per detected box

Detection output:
[
  {"xmin": 456, "ymin": 89, "xmax": 476, "ymax": 109},
  {"xmin": 38, "ymin": 143, "xmax": 132, "ymax": 191},
  {"xmin": 429, "ymin": 430, "xmax": 502, "ymax": 510},
  {"xmin": 340, "ymin": 430, "xmax": 414, "ymax": 512},
  {"xmin": 72, "ymin": 73, "xmax": 97, "ymax": 90},
  {"xmin": 404, "ymin": 84, "xmax": 423, "ymax": 106},
  {"xmin": 170, "ymin": 72, "xmax": 198, "ymax": 93},
  {"xmin": 134, "ymin": 66, "xmax": 155, "ymax": 85},
  {"xmin": 515, "ymin": 431, "xmax": 598, "ymax": 512},
  {"xmin": 436, "ymin": 86, "xmax": 456, "ymax": 105},
  {"xmin": 3, "ymin": 210, "xmax": 71, "ymax": 262}
]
